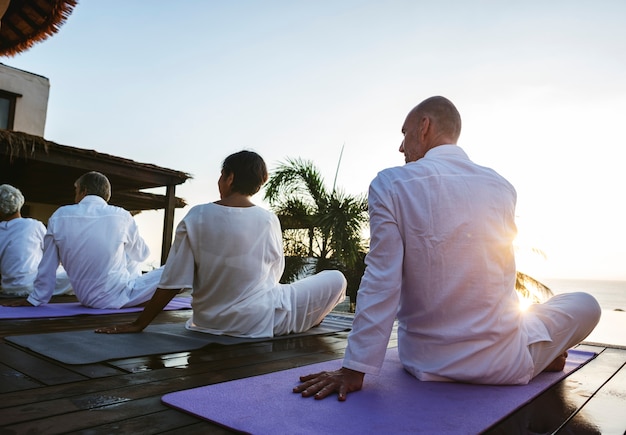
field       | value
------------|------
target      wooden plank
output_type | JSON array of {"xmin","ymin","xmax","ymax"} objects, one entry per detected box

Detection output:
[
  {"xmin": 484, "ymin": 345, "xmax": 624, "ymax": 434},
  {"xmin": 560, "ymin": 348, "xmax": 626, "ymax": 434},
  {"xmin": 0, "ymin": 394, "xmax": 130, "ymax": 427},
  {"xmin": 0, "ymin": 361, "xmax": 42, "ymax": 393},
  {"xmin": 159, "ymin": 422, "xmax": 232, "ymax": 434},
  {"xmin": 64, "ymin": 409, "xmax": 205, "ymax": 435},
  {"xmin": 0, "ymin": 362, "xmax": 191, "ymax": 409},
  {"xmin": 0, "ymin": 342, "xmax": 86, "ymax": 385},
  {"xmin": 2, "ymin": 396, "xmax": 163, "ymax": 434}
]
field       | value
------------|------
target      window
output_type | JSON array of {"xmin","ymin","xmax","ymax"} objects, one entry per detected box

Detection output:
[{"xmin": 0, "ymin": 90, "xmax": 21, "ymax": 130}]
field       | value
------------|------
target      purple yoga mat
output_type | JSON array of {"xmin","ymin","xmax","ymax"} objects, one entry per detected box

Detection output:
[
  {"xmin": 162, "ymin": 347, "xmax": 595, "ymax": 434},
  {"xmin": 0, "ymin": 297, "xmax": 191, "ymax": 319}
]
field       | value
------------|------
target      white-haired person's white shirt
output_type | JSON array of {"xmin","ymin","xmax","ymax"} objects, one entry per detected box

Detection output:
[
  {"xmin": 27, "ymin": 195, "xmax": 162, "ymax": 308},
  {"xmin": 158, "ymin": 202, "xmax": 346, "ymax": 338},
  {"xmin": 0, "ymin": 217, "xmax": 72, "ymax": 297}
]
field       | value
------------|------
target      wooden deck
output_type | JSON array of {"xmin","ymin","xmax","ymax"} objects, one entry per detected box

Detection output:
[{"xmin": 0, "ymin": 296, "xmax": 624, "ymax": 434}]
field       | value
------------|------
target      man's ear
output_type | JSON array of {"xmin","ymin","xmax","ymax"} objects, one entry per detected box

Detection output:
[
  {"xmin": 224, "ymin": 172, "xmax": 235, "ymax": 186},
  {"xmin": 75, "ymin": 187, "xmax": 88, "ymax": 203},
  {"xmin": 419, "ymin": 116, "xmax": 431, "ymax": 139}
]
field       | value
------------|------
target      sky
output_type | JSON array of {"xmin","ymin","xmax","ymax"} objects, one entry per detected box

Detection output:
[{"xmin": 4, "ymin": 0, "xmax": 626, "ymax": 280}]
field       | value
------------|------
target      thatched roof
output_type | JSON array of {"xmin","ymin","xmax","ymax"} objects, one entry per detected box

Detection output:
[
  {"xmin": 0, "ymin": 129, "xmax": 191, "ymax": 213},
  {"xmin": 0, "ymin": 0, "xmax": 77, "ymax": 57}
]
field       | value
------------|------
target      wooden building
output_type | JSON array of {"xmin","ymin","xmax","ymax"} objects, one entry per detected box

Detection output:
[{"xmin": 0, "ymin": 130, "xmax": 191, "ymax": 264}]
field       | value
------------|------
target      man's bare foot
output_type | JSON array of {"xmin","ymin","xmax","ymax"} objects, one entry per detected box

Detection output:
[{"xmin": 543, "ymin": 351, "xmax": 568, "ymax": 372}]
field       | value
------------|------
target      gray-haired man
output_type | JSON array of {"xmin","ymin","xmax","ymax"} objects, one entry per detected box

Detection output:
[{"xmin": 4, "ymin": 172, "xmax": 161, "ymax": 308}]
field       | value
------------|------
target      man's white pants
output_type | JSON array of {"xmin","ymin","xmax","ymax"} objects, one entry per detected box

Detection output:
[
  {"xmin": 525, "ymin": 292, "xmax": 601, "ymax": 378},
  {"xmin": 123, "ymin": 267, "xmax": 165, "ymax": 308}
]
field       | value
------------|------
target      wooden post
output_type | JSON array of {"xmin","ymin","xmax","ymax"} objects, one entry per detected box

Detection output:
[{"xmin": 161, "ymin": 184, "xmax": 176, "ymax": 265}]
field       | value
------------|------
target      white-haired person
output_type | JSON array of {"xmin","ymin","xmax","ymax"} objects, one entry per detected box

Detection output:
[
  {"xmin": 3, "ymin": 172, "xmax": 162, "ymax": 308},
  {"xmin": 0, "ymin": 184, "xmax": 72, "ymax": 297}
]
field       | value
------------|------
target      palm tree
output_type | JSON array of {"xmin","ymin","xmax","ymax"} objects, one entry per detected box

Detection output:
[
  {"xmin": 263, "ymin": 157, "xmax": 368, "ymax": 282},
  {"xmin": 514, "ymin": 246, "xmax": 554, "ymax": 304},
  {"xmin": 515, "ymin": 271, "xmax": 553, "ymax": 304}
]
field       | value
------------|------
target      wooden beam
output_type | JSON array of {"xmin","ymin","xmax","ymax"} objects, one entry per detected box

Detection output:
[
  {"xmin": 21, "ymin": 147, "xmax": 187, "ymax": 188},
  {"xmin": 0, "ymin": 136, "xmax": 190, "ymax": 189},
  {"xmin": 161, "ymin": 185, "xmax": 177, "ymax": 265}
]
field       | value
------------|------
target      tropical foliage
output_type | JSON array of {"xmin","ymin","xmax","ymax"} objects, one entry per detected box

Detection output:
[
  {"xmin": 515, "ymin": 271, "xmax": 553, "ymax": 304},
  {"xmin": 264, "ymin": 157, "xmax": 368, "ymax": 274},
  {"xmin": 514, "ymin": 246, "xmax": 553, "ymax": 304}
]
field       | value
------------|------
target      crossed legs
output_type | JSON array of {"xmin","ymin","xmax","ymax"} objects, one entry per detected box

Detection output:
[{"xmin": 526, "ymin": 292, "xmax": 601, "ymax": 378}]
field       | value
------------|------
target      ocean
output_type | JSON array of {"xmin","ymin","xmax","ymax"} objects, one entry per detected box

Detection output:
[{"xmin": 542, "ymin": 278, "xmax": 626, "ymax": 312}]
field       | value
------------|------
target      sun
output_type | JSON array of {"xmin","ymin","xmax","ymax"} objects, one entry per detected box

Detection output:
[
  {"xmin": 517, "ymin": 293, "xmax": 533, "ymax": 312},
  {"xmin": 513, "ymin": 216, "xmax": 550, "ymax": 280}
]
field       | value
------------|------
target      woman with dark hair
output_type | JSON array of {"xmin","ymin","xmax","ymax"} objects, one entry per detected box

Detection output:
[{"xmin": 97, "ymin": 151, "xmax": 346, "ymax": 338}]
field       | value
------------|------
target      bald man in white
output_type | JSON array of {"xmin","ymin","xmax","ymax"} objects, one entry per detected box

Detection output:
[{"xmin": 294, "ymin": 96, "xmax": 601, "ymax": 401}]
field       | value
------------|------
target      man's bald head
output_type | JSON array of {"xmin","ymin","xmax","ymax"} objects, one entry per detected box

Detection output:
[
  {"xmin": 400, "ymin": 96, "xmax": 462, "ymax": 162},
  {"xmin": 410, "ymin": 96, "xmax": 462, "ymax": 144}
]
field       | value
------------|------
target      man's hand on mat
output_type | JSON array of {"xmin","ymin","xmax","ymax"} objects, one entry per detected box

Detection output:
[
  {"xmin": 293, "ymin": 367, "xmax": 364, "ymax": 401},
  {"xmin": 1, "ymin": 299, "xmax": 34, "ymax": 307},
  {"xmin": 95, "ymin": 322, "xmax": 144, "ymax": 334}
]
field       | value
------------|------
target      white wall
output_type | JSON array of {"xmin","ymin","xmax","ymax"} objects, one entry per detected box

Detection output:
[{"xmin": 0, "ymin": 63, "xmax": 49, "ymax": 136}]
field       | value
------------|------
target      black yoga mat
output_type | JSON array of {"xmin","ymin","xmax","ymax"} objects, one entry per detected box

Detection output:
[{"xmin": 5, "ymin": 314, "xmax": 352, "ymax": 364}]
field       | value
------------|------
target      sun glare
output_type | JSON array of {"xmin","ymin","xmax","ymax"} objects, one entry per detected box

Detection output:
[{"xmin": 518, "ymin": 294, "xmax": 533, "ymax": 312}]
